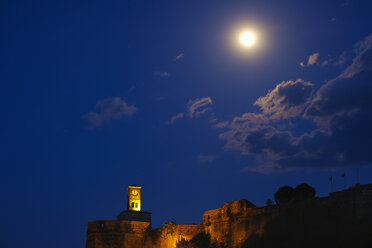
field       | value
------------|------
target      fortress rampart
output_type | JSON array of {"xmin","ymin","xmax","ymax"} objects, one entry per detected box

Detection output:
[
  {"xmin": 86, "ymin": 220, "xmax": 150, "ymax": 248},
  {"xmin": 86, "ymin": 221, "xmax": 204, "ymax": 248},
  {"xmin": 86, "ymin": 184, "xmax": 372, "ymax": 248}
]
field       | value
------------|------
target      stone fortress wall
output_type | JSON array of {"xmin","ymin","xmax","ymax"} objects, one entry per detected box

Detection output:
[
  {"xmin": 86, "ymin": 184, "xmax": 372, "ymax": 248},
  {"xmin": 202, "ymin": 200, "xmax": 280, "ymax": 247},
  {"xmin": 86, "ymin": 220, "xmax": 150, "ymax": 248},
  {"xmin": 86, "ymin": 220, "xmax": 204, "ymax": 248}
]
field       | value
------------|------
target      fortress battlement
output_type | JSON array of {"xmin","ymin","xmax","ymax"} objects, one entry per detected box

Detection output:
[{"xmin": 86, "ymin": 184, "xmax": 372, "ymax": 248}]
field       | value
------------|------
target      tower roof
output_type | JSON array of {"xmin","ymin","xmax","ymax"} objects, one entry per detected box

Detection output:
[{"xmin": 129, "ymin": 184, "xmax": 141, "ymax": 187}]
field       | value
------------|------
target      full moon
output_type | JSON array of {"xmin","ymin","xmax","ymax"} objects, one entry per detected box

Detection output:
[{"xmin": 240, "ymin": 31, "xmax": 256, "ymax": 47}]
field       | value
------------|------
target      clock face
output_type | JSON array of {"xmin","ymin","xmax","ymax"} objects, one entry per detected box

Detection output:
[{"xmin": 131, "ymin": 190, "xmax": 138, "ymax": 196}]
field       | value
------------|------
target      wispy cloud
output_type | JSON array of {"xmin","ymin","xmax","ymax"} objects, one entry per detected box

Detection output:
[
  {"xmin": 300, "ymin": 52, "xmax": 319, "ymax": 67},
  {"xmin": 154, "ymin": 71, "xmax": 170, "ymax": 77},
  {"xmin": 322, "ymin": 52, "xmax": 348, "ymax": 67},
  {"xmin": 82, "ymin": 97, "xmax": 136, "ymax": 128},
  {"xmin": 197, "ymin": 154, "xmax": 215, "ymax": 163},
  {"xmin": 167, "ymin": 97, "xmax": 213, "ymax": 125},
  {"xmin": 174, "ymin": 53, "xmax": 184, "ymax": 61},
  {"xmin": 167, "ymin": 112, "xmax": 184, "ymax": 125},
  {"xmin": 214, "ymin": 121, "xmax": 229, "ymax": 128},
  {"xmin": 187, "ymin": 97, "xmax": 213, "ymax": 118},
  {"xmin": 209, "ymin": 117, "xmax": 218, "ymax": 123}
]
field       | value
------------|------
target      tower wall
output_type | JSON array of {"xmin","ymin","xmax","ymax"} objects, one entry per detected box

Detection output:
[{"xmin": 127, "ymin": 185, "xmax": 141, "ymax": 211}]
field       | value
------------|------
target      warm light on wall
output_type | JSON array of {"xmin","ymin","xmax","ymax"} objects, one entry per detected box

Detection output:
[{"xmin": 127, "ymin": 185, "xmax": 142, "ymax": 211}]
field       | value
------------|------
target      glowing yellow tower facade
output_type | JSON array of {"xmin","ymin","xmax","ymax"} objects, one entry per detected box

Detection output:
[
  {"xmin": 117, "ymin": 184, "xmax": 151, "ymax": 222},
  {"xmin": 127, "ymin": 185, "xmax": 141, "ymax": 211}
]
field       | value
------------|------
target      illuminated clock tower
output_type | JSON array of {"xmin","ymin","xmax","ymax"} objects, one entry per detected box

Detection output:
[
  {"xmin": 127, "ymin": 185, "xmax": 141, "ymax": 211},
  {"xmin": 116, "ymin": 184, "xmax": 152, "ymax": 223}
]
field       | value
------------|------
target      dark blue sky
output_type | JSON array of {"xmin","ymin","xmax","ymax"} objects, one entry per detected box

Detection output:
[{"xmin": 1, "ymin": 0, "xmax": 372, "ymax": 247}]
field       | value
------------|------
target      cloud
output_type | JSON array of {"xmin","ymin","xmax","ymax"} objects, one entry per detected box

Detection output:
[
  {"xmin": 300, "ymin": 53, "xmax": 319, "ymax": 67},
  {"xmin": 214, "ymin": 121, "xmax": 229, "ymax": 128},
  {"xmin": 341, "ymin": 34, "xmax": 372, "ymax": 78},
  {"xmin": 322, "ymin": 52, "xmax": 348, "ymax": 67},
  {"xmin": 187, "ymin": 97, "xmax": 213, "ymax": 118},
  {"xmin": 221, "ymin": 33, "xmax": 372, "ymax": 172},
  {"xmin": 254, "ymin": 79, "xmax": 314, "ymax": 120},
  {"xmin": 306, "ymin": 35, "xmax": 372, "ymax": 120},
  {"xmin": 166, "ymin": 97, "xmax": 213, "ymax": 125},
  {"xmin": 354, "ymin": 33, "xmax": 372, "ymax": 55},
  {"xmin": 308, "ymin": 53, "xmax": 319, "ymax": 65},
  {"xmin": 154, "ymin": 71, "xmax": 170, "ymax": 77},
  {"xmin": 197, "ymin": 154, "xmax": 215, "ymax": 163},
  {"xmin": 320, "ymin": 36, "xmax": 371, "ymax": 69},
  {"xmin": 167, "ymin": 112, "xmax": 184, "ymax": 124},
  {"xmin": 219, "ymin": 113, "xmax": 270, "ymax": 153},
  {"xmin": 209, "ymin": 116, "xmax": 218, "ymax": 123},
  {"xmin": 82, "ymin": 97, "xmax": 136, "ymax": 128},
  {"xmin": 333, "ymin": 52, "xmax": 348, "ymax": 67},
  {"xmin": 174, "ymin": 53, "xmax": 184, "ymax": 61}
]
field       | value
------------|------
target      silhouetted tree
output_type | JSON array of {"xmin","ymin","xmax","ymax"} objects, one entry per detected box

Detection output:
[
  {"xmin": 274, "ymin": 185, "xmax": 295, "ymax": 204},
  {"xmin": 294, "ymin": 183, "xmax": 316, "ymax": 202}
]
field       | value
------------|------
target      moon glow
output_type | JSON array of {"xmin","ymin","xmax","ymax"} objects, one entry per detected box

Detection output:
[{"xmin": 240, "ymin": 31, "xmax": 256, "ymax": 47}]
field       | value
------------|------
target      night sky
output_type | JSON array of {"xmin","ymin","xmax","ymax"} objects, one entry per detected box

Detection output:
[{"xmin": 1, "ymin": 0, "xmax": 372, "ymax": 247}]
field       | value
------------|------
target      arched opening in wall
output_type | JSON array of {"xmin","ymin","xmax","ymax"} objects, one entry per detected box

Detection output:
[
  {"xmin": 132, "ymin": 202, "xmax": 135, "ymax": 208},
  {"xmin": 135, "ymin": 203, "xmax": 138, "ymax": 208}
]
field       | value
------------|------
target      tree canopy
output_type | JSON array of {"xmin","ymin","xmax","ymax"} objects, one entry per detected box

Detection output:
[
  {"xmin": 294, "ymin": 183, "xmax": 316, "ymax": 202},
  {"xmin": 274, "ymin": 183, "xmax": 316, "ymax": 204},
  {"xmin": 274, "ymin": 185, "xmax": 295, "ymax": 204}
]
